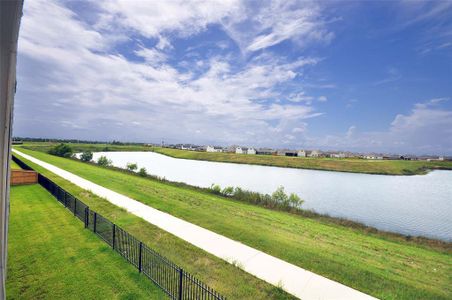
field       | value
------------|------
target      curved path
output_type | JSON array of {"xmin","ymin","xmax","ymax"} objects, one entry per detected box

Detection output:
[{"xmin": 13, "ymin": 149, "xmax": 377, "ymax": 300}]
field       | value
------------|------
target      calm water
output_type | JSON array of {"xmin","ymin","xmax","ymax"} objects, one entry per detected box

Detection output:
[{"xmin": 91, "ymin": 151, "xmax": 452, "ymax": 241}]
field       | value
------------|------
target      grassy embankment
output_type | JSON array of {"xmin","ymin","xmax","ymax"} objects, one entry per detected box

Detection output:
[
  {"xmin": 12, "ymin": 149, "xmax": 293, "ymax": 300},
  {"xmin": 21, "ymin": 141, "xmax": 452, "ymax": 175},
  {"xmin": 7, "ymin": 184, "xmax": 165, "ymax": 299},
  {"xmin": 13, "ymin": 148, "xmax": 452, "ymax": 300}
]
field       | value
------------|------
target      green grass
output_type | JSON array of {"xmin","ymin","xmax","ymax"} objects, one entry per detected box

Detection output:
[
  {"xmin": 152, "ymin": 147, "xmax": 452, "ymax": 175},
  {"xmin": 12, "ymin": 149, "xmax": 294, "ymax": 299},
  {"xmin": 7, "ymin": 184, "xmax": 165, "ymax": 299},
  {"xmin": 10, "ymin": 160, "xmax": 21, "ymax": 169},
  {"xmin": 13, "ymin": 148, "xmax": 452, "ymax": 299}
]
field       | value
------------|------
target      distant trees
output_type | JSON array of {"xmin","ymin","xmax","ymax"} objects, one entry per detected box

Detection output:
[
  {"xmin": 97, "ymin": 155, "xmax": 112, "ymax": 167},
  {"xmin": 80, "ymin": 151, "xmax": 93, "ymax": 162},
  {"xmin": 48, "ymin": 143, "xmax": 73, "ymax": 157},
  {"xmin": 126, "ymin": 162, "xmax": 138, "ymax": 172},
  {"xmin": 138, "ymin": 167, "xmax": 147, "ymax": 177}
]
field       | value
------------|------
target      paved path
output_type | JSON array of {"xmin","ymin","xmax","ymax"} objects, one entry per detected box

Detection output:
[{"xmin": 13, "ymin": 149, "xmax": 377, "ymax": 300}]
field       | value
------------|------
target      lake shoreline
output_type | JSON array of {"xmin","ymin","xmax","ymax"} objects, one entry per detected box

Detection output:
[{"xmin": 74, "ymin": 155, "xmax": 452, "ymax": 251}]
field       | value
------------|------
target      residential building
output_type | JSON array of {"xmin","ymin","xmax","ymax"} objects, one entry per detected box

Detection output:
[
  {"xmin": 297, "ymin": 150, "xmax": 306, "ymax": 157},
  {"xmin": 247, "ymin": 148, "xmax": 256, "ymax": 155}
]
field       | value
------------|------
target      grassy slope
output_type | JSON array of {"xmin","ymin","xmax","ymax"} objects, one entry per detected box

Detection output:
[
  {"xmin": 7, "ymin": 184, "xmax": 165, "ymax": 299},
  {"xmin": 14, "ymin": 148, "xmax": 452, "ymax": 300},
  {"xmin": 12, "ymin": 150, "xmax": 293, "ymax": 300},
  {"xmin": 152, "ymin": 147, "xmax": 452, "ymax": 175}
]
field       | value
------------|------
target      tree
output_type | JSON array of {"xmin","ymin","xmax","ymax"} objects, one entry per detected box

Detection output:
[
  {"xmin": 80, "ymin": 151, "xmax": 93, "ymax": 162},
  {"xmin": 97, "ymin": 155, "xmax": 112, "ymax": 167},
  {"xmin": 126, "ymin": 162, "xmax": 138, "ymax": 172},
  {"xmin": 210, "ymin": 184, "xmax": 221, "ymax": 194},
  {"xmin": 288, "ymin": 193, "xmax": 304, "ymax": 209},
  {"xmin": 138, "ymin": 167, "xmax": 147, "ymax": 177},
  {"xmin": 271, "ymin": 186, "xmax": 289, "ymax": 207},
  {"xmin": 48, "ymin": 143, "xmax": 73, "ymax": 157}
]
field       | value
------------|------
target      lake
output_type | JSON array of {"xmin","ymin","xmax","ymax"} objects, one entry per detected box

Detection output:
[{"xmin": 90, "ymin": 151, "xmax": 452, "ymax": 241}]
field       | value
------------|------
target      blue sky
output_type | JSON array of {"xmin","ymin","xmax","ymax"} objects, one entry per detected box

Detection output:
[{"xmin": 13, "ymin": 0, "xmax": 452, "ymax": 154}]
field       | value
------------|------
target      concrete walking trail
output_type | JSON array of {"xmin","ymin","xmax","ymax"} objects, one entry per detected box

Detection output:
[{"xmin": 13, "ymin": 149, "xmax": 377, "ymax": 300}]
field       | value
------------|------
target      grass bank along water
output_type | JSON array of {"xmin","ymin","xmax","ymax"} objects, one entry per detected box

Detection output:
[
  {"xmin": 21, "ymin": 141, "xmax": 452, "ymax": 175},
  {"xmin": 13, "ymin": 147, "xmax": 452, "ymax": 300},
  {"xmin": 88, "ymin": 150, "xmax": 452, "ymax": 241}
]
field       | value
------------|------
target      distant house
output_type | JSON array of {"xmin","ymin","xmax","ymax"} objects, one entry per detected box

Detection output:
[
  {"xmin": 331, "ymin": 152, "xmax": 346, "ymax": 159},
  {"xmin": 309, "ymin": 150, "xmax": 321, "ymax": 157},
  {"xmin": 276, "ymin": 149, "xmax": 297, "ymax": 156},
  {"xmin": 247, "ymin": 148, "xmax": 256, "ymax": 155},
  {"xmin": 235, "ymin": 147, "xmax": 244, "ymax": 154},
  {"xmin": 206, "ymin": 146, "xmax": 223, "ymax": 153},
  {"xmin": 297, "ymin": 150, "xmax": 306, "ymax": 157},
  {"xmin": 256, "ymin": 148, "xmax": 275, "ymax": 155}
]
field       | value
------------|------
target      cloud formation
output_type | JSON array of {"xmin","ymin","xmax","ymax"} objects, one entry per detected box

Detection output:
[{"xmin": 13, "ymin": 0, "xmax": 452, "ymax": 154}]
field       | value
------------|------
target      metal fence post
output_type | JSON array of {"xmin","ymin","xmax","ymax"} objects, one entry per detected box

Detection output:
[
  {"xmin": 74, "ymin": 197, "xmax": 77, "ymax": 216},
  {"xmin": 178, "ymin": 268, "xmax": 183, "ymax": 300},
  {"xmin": 138, "ymin": 242, "xmax": 143, "ymax": 273},
  {"xmin": 93, "ymin": 212, "xmax": 97, "ymax": 233},
  {"xmin": 112, "ymin": 224, "xmax": 116, "ymax": 250},
  {"xmin": 84, "ymin": 207, "xmax": 89, "ymax": 228}
]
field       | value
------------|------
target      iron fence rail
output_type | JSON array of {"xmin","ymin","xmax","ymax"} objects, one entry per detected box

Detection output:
[{"xmin": 11, "ymin": 154, "xmax": 226, "ymax": 300}]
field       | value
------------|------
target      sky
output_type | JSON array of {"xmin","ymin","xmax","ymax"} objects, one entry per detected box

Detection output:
[{"xmin": 13, "ymin": 0, "xmax": 452, "ymax": 155}]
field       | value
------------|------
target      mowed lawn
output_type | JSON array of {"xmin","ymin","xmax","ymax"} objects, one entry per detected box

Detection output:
[
  {"xmin": 10, "ymin": 160, "xmax": 21, "ymax": 169},
  {"xmin": 7, "ymin": 184, "xmax": 165, "ymax": 299},
  {"xmin": 152, "ymin": 147, "xmax": 452, "ymax": 175},
  {"xmin": 14, "ymin": 148, "xmax": 452, "ymax": 300}
]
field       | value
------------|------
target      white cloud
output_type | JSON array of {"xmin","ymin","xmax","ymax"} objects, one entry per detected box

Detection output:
[
  {"xmin": 305, "ymin": 99, "xmax": 452, "ymax": 154},
  {"xmin": 222, "ymin": 0, "xmax": 334, "ymax": 53},
  {"xmin": 15, "ymin": 0, "xmax": 323, "ymax": 148}
]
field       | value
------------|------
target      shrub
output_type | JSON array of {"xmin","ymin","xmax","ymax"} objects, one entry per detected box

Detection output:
[
  {"xmin": 80, "ymin": 151, "xmax": 93, "ymax": 162},
  {"xmin": 97, "ymin": 155, "xmax": 112, "ymax": 167},
  {"xmin": 138, "ymin": 167, "xmax": 147, "ymax": 177},
  {"xmin": 288, "ymin": 193, "xmax": 304, "ymax": 208},
  {"xmin": 48, "ymin": 143, "xmax": 73, "ymax": 157},
  {"xmin": 126, "ymin": 162, "xmax": 138, "ymax": 172},
  {"xmin": 221, "ymin": 186, "xmax": 234, "ymax": 196},
  {"xmin": 210, "ymin": 184, "xmax": 222, "ymax": 194},
  {"xmin": 271, "ymin": 186, "xmax": 289, "ymax": 207}
]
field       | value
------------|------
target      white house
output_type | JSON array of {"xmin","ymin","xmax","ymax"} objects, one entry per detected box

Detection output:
[
  {"xmin": 247, "ymin": 148, "xmax": 256, "ymax": 155},
  {"xmin": 297, "ymin": 150, "xmax": 306, "ymax": 157},
  {"xmin": 235, "ymin": 147, "xmax": 243, "ymax": 154},
  {"xmin": 206, "ymin": 146, "xmax": 223, "ymax": 153},
  {"xmin": 309, "ymin": 150, "xmax": 321, "ymax": 157}
]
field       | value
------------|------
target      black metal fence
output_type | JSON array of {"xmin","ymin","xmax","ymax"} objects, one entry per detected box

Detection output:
[{"xmin": 11, "ymin": 154, "xmax": 225, "ymax": 300}]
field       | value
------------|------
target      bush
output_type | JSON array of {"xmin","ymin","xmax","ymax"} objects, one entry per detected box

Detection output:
[
  {"xmin": 209, "ymin": 184, "xmax": 303, "ymax": 213},
  {"xmin": 48, "ymin": 143, "xmax": 73, "ymax": 157},
  {"xmin": 271, "ymin": 186, "xmax": 289, "ymax": 207},
  {"xmin": 210, "ymin": 184, "xmax": 222, "ymax": 194},
  {"xmin": 80, "ymin": 151, "xmax": 93, "ymax": 162},
  {"xmin": 138, "ymin": 167, "xmax": 147, "ymax": 177},
  {"xmin": 97, "ymin": 155, "xmax": 112, "ymax": 167},
  {"xmin": 126, "ymin": 162, "xmax": 138, "ymax": 172},
  {"xmin": 221, "ymin": 186, "xmax": 234, "ymax": 196},
  {"xmin": 288, "ymin": 193, "xmax": 304, "ymax": 208}
]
